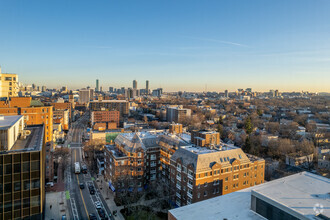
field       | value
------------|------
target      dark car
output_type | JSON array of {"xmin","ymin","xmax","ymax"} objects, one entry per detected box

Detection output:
[
  {"xmin": 98, "ymin": 209, "xmax": 107, "ymax": 219},
  {"xmin": 79, "ymin": 183, "xmax": 84, "ymax": 189},
  {"xmin": 89, "ymin": 213, "xmax": 97, "ymax": 220}
]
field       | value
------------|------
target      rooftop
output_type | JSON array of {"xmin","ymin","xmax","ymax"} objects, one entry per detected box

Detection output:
[
  {"xmin": 90, "ymin": 100, "xmax": 128, "ymax": 103},
  {"xmin": 169, "ymin": 172, "xmax": 330, "ymax": 220},
  {"xmin": 3, "ymin": 125, "xmax": 44, "ymax": 153},
  {"xmin": 0, "ymin": 115, "xmax": 23, "ymax": 130}
]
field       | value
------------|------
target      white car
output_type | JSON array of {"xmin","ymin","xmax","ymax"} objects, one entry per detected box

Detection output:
[{"xmin": 95, "ymin": 201, "xmax": 102, "ymax": 210}]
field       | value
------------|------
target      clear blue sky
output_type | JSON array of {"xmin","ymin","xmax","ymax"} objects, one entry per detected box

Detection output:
[{"xmin": 0, "ymin": 0, "xmax": 329, "ymax": 92}]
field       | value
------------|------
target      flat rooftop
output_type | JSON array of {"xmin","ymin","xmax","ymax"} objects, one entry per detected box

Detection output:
[
  {"xmin": 8, "ymin": 125, "xmax": 44, "ymax": 152},
  {"xmin": 252, "ymin": 171, "xmax": 330, "ymax": 218},
  {"xmin": 0, "ymin": 115, "xmax": 23, "ymax": 130},
  {"xmin": 181, "ymin": 145, "xmax": 219, "ymax": 155},
  {"xmin": 169, "ymin": 172, "xmax": 330, "ymax": 220}
]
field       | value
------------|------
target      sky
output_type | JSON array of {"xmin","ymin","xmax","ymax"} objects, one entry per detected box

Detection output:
[{"xmin": 0, "ymin": 0, "xmax": 330, "ymax": 92}]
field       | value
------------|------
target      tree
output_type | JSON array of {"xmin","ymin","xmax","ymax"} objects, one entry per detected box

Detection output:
[
  {"xmin": 244, "ymin": 117, "xmax": 253, "ymax": 134},
  {"xmin": 243, "ymin": 136, "xmax": 252, "ymax": 153}
]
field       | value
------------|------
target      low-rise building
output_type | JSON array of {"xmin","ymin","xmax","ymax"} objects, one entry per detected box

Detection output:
[{"xmin": 168, "ymin": 172, "xmax": 330, "ymax": 220}]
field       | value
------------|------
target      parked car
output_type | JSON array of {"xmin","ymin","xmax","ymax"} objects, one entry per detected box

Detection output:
[
  {"xmin": 89, "ymin": 188, "xmax": 95, "ymax": 195},
  {"xmin": 95, "ymin": 201, "xmax": 102, "ymax": 210},
  {"xmin": 89, "ymin": 213, "xmax": 97, "ymax": 220},
  {"xmin": 79, "ymin": 183, "xmax": 84, "ymax": 189},
  {"xmin": 98, "ymin": 208, "xmax": 106, "ymax": 219}
]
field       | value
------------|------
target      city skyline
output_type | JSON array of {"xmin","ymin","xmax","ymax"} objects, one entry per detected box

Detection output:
[{"xmin": 0, "ymin": 0, "xmax": 330, "ymax": 92}]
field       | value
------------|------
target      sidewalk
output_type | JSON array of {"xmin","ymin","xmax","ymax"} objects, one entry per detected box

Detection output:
[
  {"xmin": 45, "ymin": 191, "xmax": 69, "ymax": 220},
  {"xmin": 95, "ymin": 176, "xmax": 125, "ymax": 220}
]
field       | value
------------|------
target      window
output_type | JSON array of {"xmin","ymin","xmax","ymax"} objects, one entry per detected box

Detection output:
[
  {"xmin": 138, "ymin": 152, "xmax": 142, "ymax": 157},
  {"xmin": 32, "ymin": 179, "xmax": 40, "ymax": 189},
  {"xmin": 205, "ymin": 172, "xmax": 208, "ymax": 177},
  {"xmin": 14, "ymin": 182, "xmax": 21, "ymax": 191},
  {"xmin": 14, "ymin": 164, "xmax": 21, "ymax": 173},
  {"xmin": 204, "ymin": 191, "xmax": 207, "ymax": 196},
  {"xmin": 225, "ymin": 186, "xmax": 228, "ymax": 190},
  {"xmin": 220, "ymin": 158, "xmax": 223, "ymax": 163},
  {"xmin": 31, "ymin": 196, "xmax": 40, "ymax": 207},
  {"xmin": 197, "ymin": 193, "xmax": 200, "ymax": 198},
  {"xmin": 24, "ymin": 181, "xmax": 30, "ymax": 190},
  {"xmin": 225, "ymin": 177, "xmax": 228, "ymax": 182},
  {"xmin": 150, "ymin": 154, "xmax": 156, "ymax": 160},
  {"xmin": 5, "ymin": 164, "xmax": 12, "ymax": 174},
  {"xmin": 4, "ymin": 183, "xmax": 12, "ymax": 193}
]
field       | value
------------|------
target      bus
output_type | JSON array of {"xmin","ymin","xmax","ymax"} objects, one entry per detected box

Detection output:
[{"xmin": 74, "ymin": 162, "xmax": 81, "ymax": 174}]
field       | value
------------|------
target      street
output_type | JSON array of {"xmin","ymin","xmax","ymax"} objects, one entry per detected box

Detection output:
[{"xmin": 66, "ymin": 114, "xmax": 113, "ymax": 220}]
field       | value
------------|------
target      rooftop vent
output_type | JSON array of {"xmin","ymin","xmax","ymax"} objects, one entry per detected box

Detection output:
[{"xmin": 0, "ymin": 115, "xmax": 4, "ymax": 120}]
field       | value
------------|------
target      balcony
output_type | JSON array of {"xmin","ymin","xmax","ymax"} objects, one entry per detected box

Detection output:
[
  {"xmin": 177, "ymin": 167, "xmax": 181, "ymax": 172},
  {"xmin": 176, "ymin": 175, "xmax": 181, "ymax": 181},
  {"xmin": 187, "ymin": 192, "xmax": 193, "ymax": 199},
  {"xmin": 176, "ymin": 183, "xmax": 181, "ymax": 190},
  {"xmin": 176, "ymin": 200, "xmax": 181, "ymax": 207},
  {"xmin": 188, "ymin": 173, "xmax": 193, "ymax": 180},
  {"xmin": 176, "ymin": 192, "xmax": 181, "ymax": 199},
  {"xmin": 188, "ymin": 183, "xmax": 193, "ymax": 189}
]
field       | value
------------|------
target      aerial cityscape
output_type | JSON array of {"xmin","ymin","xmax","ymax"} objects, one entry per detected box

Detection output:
[{"xmin": 0, "ymin": 1, "xmax": 329, "ymax": 220}]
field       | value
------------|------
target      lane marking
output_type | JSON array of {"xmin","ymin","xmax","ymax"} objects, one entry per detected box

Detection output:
[{"xmin": 75, "ymin": 150, "xmax": 90, "ymax": 219}]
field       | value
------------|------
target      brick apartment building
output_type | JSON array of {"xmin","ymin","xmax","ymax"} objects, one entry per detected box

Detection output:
[
  {"xmin": 169, "ymin": 145, "xmax": 265, "ymax": 207},
  {"xmin": 104, "ymin": 130, "xmax": 265, "ymax": 208},
  {"xmin": 51, "ymin": 102, "xmax": 72, "ymax": 122},
  {"xmin": 105, "ymin": 132, "xmax": 161, "ymax": 193},
  {"xmin": 53, "ymin": 109, "xmax": 69, "ymax": 131},
  {"xmin": 91, "ymin": 110, "xmax": 120, "ymax": 130},
  {"xmin": 191, "ymin": 130, "xmax": 220, "ymax": 147},
  {"xmin": 89, "ymin": 100, "xmax": 129, "ymax": 120},
  {"xmin": 169, "ymin": 123, "xmax": 183, "ymax": 134}
]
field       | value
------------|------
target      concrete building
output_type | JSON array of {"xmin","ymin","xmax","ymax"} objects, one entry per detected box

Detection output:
[
  {"xmin": 146, "ymin": 80, "xmax": 149, "ymax": 94},
  {"xmin": 0, "ymin": 68, "xmax": 19, "ymax": 98},
  {"xmin": 0, "ymin": 115, "xmax": 25, "ymax": 151},
  {"xmin": 169, "ymin": 145, "xmax": 265, "ymax": 207},
  {"xmin": 152, "ymin": 88, "xmax": 163, "ymax": 97},
  {"xmin": 133, "ymin": 80, "xmax": 137, "ymax": 90},
  {"xmin": 0, "ymin": 116, "xmax": 46, "ymax": 219},
  {"xmin": 167, "ymin": 106, "xmax": 191, "ymax": 123},
  {"xmin": 96, "ymin": 79, "xmax": 99, "ymax": 92},
  {"xmin": 79, "ymin": 89, "xmax": 90, "ymax": 104},
  {"xmin": 168, "ymin": 172, "xmax": 330, "ymax": 220}
]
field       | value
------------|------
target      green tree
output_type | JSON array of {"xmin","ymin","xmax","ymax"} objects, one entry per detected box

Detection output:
[
  {"xmin": 244, "ymin": 117, "xmax": 253, "ymax": 134},
  {"xmin": 243, "ymin": 136, "xmax": 252, "ymax": 153}
]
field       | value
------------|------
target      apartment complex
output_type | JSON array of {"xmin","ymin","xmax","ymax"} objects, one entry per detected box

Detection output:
[
  {"xmin": 104, "ymin": 130, "xmax": 264, "ymax": 208},
  {"xmin": 168, "ymin": 172, "xmax": 329, "ymax": 220},
  {"xmin": 105, "ymin": 132, "xmax": 162, "ymax": 193},
  {"xmin": 91, "ymin": 111, "xmax": 120, "ymax": 130},
  {"xmin": 169, "ymin": 145, "xmax": 265, "ymax": 207},
  {"xmin": 79, "ymin": 89, "xmax": 92, "ymax": 104},
  {"xmin": 90, "ymin": 100, "xmax": 129, "ymax": 120},
  {"xmin": 166, "ymin": 106, "xmax": 191, "ymax": 123},
  {"xmin": 0, "ymin": 68, "xmax": 19, "ymax": 98},
  {"xmin": 191, "ymin": 130, "xmax": 220, "ymax": 147},
  {"xmin": 53, "ymin": 109, "xmax": 69, "ymax": 131},
  {"xmin": 0, "ymin": 115, "xmax": 45, "ymax": 219},
  {"xmin": 51, "ymin": 102, "xmax": 72, "ymax": 122}
]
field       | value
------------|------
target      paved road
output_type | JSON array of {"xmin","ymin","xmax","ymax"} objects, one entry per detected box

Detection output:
[{"xmin": 66, "ymin": 114, "xmax": 113, "ymax": 220}]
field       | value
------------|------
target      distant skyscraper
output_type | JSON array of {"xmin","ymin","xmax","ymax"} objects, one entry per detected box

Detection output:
[
  {"xmin": 79, "ymin": 89, "xmax": 90, "ymax": 104},
  {"xmin": 225, "ymin": 90, "xmax": 228, "ymax": 98},
  {"xmin": 133, "ymin": 80, "xmax": 137, "ymax": 90},
  {"xmin": 146, "ymin": 80, "xmax": 149, "ymax": 94},
  {"xmin": 96, "ymin": 79, "xmax": 99, "ymax": 92},
  {"xmin": 109, "ymin": 87, "xmax": 114, "ymax": 93},
  {"xmin": 42, "ymin": 86, "xmax": 46, "ymax": 92}
]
